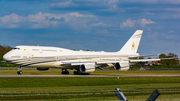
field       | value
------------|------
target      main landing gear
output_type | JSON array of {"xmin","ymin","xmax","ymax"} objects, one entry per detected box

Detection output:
[
  {"xmin": 73, "ymin": 69, "xmax": 90, "ymax": 75},
  {"xmin": 61, "ymin": 69, "xmax": 69, "ymax": 74},
  {"xmin": 17, "ymin": 66, "xmax": 23, "ymax": 75},
  {"xmin": 61, "ymin": 69, "xmax": 90, "ymax": 75}
]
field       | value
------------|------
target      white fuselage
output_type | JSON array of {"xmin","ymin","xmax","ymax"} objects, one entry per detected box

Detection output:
[{"xmin": 3, "ymin": 45, "xmax": 139, "ymax": 68}]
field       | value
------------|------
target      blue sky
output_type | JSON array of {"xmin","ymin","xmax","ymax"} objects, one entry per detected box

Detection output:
[{"xmin": 0, "ymin": 0, "xmax": 180, "ymax": 57}]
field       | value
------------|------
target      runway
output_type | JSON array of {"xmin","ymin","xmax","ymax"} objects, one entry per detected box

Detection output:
[{"xmin": 0, "ymin": 74, "xmax": 180, "ymax": 78}]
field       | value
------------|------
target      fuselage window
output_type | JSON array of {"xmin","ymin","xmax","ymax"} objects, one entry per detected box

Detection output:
[
  {"xmin": 42, "ymin": 49, "xmax": 57, "ymax": 52},
  {"xmin": 23, "ymin": 56, "xmax": 27, "ymax": 58},
  {"xmin": 11, "ymin": 56, "xmax": 21, "ymax": 58},
  {"xmin": 32, "ymin": 49, "xmax": 39, "ymax": 51}
]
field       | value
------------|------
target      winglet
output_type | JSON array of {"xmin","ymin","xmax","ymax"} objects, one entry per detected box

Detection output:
[{"xmin": 118, "ymin": 30, "xmax": 143, "ymax": 53}]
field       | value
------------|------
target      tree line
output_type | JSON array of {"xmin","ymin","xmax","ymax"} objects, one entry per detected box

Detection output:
[{"xmin": 159, "ymin": 53, "xmax": 179, "ymax": 67}]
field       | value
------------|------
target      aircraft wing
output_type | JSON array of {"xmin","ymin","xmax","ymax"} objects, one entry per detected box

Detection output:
[
  {"xmin": 130, "ymin": 59, "xmax": 160, "ymax": 62},
  {"xmin": 96, "ymin": 60, "xmax": 128, "ymax": 64},
  {"xmin": 61, "ymin": 57, "xmax": 174, "ymax": 66},
  {"xmin": 61, "ymin": 60, "xmax": 130, "ymax": 66},
  {"xmin": 130, "ymin": 58, "xmax": 175, "ymax": 62},
  {"xmin": 60, "ymin": 56, "xmax": 175, "ymax": 66},
  {"xmin": 129, "ymin": 54, "xmax": 160, "ymax": 58}
]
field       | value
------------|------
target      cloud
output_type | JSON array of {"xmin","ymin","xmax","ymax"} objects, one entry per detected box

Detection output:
[
  {"xmin": 48, "ymin": 0, "xmax": 111, "ymax": 10},
  {"xmin": 120, "ymin": 19, "xmax": 136, "ymax": 29},
  {"xmin": 6, "ymin": 0, "xmax": 180, "ymax": 4},
  {"xmin": 120, "ymin": 18, "xmax": 155, "ymax": 30},
  {"xmin": 148, "ymin": 31, "xmax": 158, "ymax": 38},
  {"xmin": 49, "ymin": 17, "xmax": 65, "ymax": 21},
  {"xmin": 0, "ymin": 12, "xmax": 96, "ymax": 29},
  {"xmin": 47, "ymin": 0, "xmax": 120, "ymax": 16},
  {"xmin": 119, "ymin": 0, "xmax": 180, "ymax": 4},
  {"xmin": 68, "ymin": 12, "xmax": 95, "ymax": 17},
  {"xmin": 168, "ymin": 30, "xmax": 174, "ymax": 34},
  {"xmin": 0, "ymin": 13, "xmax": 25, "ymax": 28},
  {"xmin": 162, "ymin": 30, "xmax": 177, "ymax": 39},
  {"xmin": 92, "ymin": 22, "xmax": 108, "ymax": 27},
  {"xmin": 137, "ymin": 18, "xmax": 156, "ymax": 27}
]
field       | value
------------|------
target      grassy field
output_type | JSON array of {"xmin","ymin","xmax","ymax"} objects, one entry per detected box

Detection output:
[
  {"xmin": 0, "ymin": 69, "xmax": 180, "ymax": 101},
  {"xmin": 0, "ymin": 67, "xmax": 180, "ymax": 75},
  {"xmin": 0, "ymin": 77, "xmax": 180, "ymax": 100}
]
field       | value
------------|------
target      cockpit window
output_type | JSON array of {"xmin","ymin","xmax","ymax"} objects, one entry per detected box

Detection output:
[{"xmin": 13, "ymin": 48, "xmax": 20, "ymax": 50}]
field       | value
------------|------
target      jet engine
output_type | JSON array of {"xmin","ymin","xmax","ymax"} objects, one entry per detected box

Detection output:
[
  {"xmin": 36, "ymin": 68, "xmax": 49, "ymax": 71},
  {"xmin": 79, "ymin": 63, "xmax": 95, "ymax": 73},
  {"xmin": 114, "ymin": 61, "xmax": 130, "ymax": 71}
]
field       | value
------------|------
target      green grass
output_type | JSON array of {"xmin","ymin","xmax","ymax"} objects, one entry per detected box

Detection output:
[
  {"xmin": 0, "ymin": 77, "xmax": 180, "ymax": 88},
  {"xmin": 0, "ymin": 77, "xmax": 180, "ymax": 101},
  {"xmin": 0, "ymin": 68, "xmax": 180, "ymax": 100},
  {"xmin": 0, "ymin": 68, "xmax": 180, "ymax": 75}
]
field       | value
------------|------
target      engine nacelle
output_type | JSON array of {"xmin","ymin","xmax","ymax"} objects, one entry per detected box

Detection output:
[
  {"xmin": 36, "ymin": 68, "xmax": 49, "ymax": 71},
  {"xmin": 80, "ymin": 63, "xmax": 95, "ymax": 73},
  {"xmin": 114, "ymin": 61, "xmax": 130, "ymax": 71}
]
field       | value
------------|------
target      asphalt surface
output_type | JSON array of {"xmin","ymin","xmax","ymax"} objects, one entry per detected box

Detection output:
[{"xmin": 0, "ymin": 74, "xmax": 180, "ymax": 77}]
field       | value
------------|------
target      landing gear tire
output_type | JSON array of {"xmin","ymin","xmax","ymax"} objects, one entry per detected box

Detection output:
[
  {"xmin": 17, "ymin": 71, "xmax": 23, "ymax": 75},
  {"xmin": 61, "ymin": 69, "xmax": 69, "ymax": 75},
  {"xmin": 17, "ymin": 66, "xmax": 22, "ymax": 75},
  {"xmin": 83, "ymin": 73, "xmax": 90, "ymax": 75},
  {"xmin": 73, "ymin": 71, "xmax": 79, "ymax": 75},
  {"xmin": 73, "ymin": 71, "xmax": 90, "ymax": 75},
  {"xmin": 62, "ymin": 71, "xmax": 69, "ymax": 74}
]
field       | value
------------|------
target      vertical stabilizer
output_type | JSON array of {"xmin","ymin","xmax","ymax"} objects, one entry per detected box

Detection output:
[{"xmin": 118, "ymin": 30, "xmax": 143, "ymax": 53}]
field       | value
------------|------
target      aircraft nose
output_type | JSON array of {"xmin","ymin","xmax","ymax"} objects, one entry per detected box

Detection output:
[{"xmin": 3, "ymin": 53, "xmax": 11, "ymax": 61}]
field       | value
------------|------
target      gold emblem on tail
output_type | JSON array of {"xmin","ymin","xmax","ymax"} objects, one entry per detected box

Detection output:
[{"xmin": 131, "ymin": 42, "xmax": 135, "ymax": 50}]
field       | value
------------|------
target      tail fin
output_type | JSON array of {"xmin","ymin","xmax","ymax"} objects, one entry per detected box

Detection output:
[{"xmin": 118, "ymin": 30, "xmax": 143, "ymax": 53}]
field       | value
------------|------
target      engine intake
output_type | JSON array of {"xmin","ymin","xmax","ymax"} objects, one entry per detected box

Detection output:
[
  {"xmin": 80, "ymin": 63, "xmax": 95, "ymax": 73},
  {"xmin": 114, "ymin": 61, "xmax": 129, "ymax": 71}
]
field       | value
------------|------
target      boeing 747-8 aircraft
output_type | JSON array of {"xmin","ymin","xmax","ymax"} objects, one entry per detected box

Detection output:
[{"xmin": 3, "ymin": 30, "xmax": 161, "ymax": 75}]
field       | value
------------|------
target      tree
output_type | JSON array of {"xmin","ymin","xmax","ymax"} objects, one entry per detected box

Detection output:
[
  {"xmin": 0, "ymin": 45, "xmax": 15, "ymax": 67},
  {"xmin": 159, "ymin": 53, "xmax": 179, "ymax": 66},
  {"xmin": 0, "ymin": 45, "xmax": 12, "ymax": 61},
  {"xmin": 167, "ymin": 53, "xmax": 179, "ymax": 65},
  {"xmin": 159, "ymin": 54, "xmax": 168, "ymax": 65}
]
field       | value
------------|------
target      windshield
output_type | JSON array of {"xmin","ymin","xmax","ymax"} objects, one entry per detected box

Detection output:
[{"xmin": 13, "ymin": 48, "xmax": 20, "ymax": 50}]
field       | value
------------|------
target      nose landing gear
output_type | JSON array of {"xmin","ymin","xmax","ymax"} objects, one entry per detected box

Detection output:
[{"xmin": 17, "ymin": 66, "xmax": 23, "ymax": 75}]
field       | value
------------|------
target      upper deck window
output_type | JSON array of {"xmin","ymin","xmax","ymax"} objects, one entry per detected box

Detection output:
[{"xmin": 42, "ymin": 49, "xmax": 57, "ymax": 52}]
